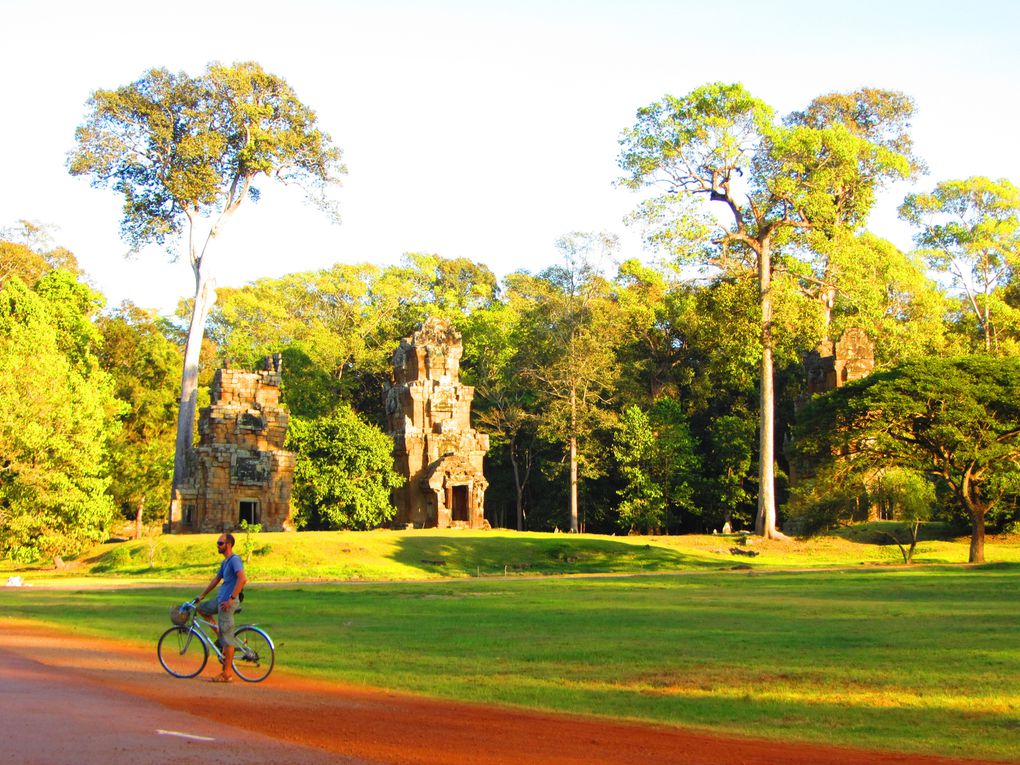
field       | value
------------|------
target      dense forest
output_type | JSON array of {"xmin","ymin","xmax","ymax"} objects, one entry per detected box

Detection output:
[{"xmin": 1, "ymin": 73, "xmax": 1019, "ymax": 565}]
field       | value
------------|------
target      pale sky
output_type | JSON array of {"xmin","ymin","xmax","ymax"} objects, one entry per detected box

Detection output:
[{"xmin": 2, "ymin": 0, "xmax": 1018, "ymax": 313}]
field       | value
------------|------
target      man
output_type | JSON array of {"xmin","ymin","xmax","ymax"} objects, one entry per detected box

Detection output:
[{"xmin": 196, "ymin": 533, "xmax": 247, "ymax": 683}]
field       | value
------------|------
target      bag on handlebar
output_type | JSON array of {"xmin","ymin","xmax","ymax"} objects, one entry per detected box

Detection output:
[{"xmin": 169, "ymin": 604, "xmax": 190, "ymax": 626}]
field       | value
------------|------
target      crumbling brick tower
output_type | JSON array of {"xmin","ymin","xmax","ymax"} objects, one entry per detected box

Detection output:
[
  {"xmin": 788, "ymin": 328, "xmax": 876, "ymax": 487},
  {"xmin": 803, "ymin": 327, "xmax": 876, "ymax": 395},
  {"xmin": 172, "ymin": 355, "xmax": 295, "ymax": 533},
  {"xmin": 385, "ymin": 317, "xmax": 489, "ymax": 528}
]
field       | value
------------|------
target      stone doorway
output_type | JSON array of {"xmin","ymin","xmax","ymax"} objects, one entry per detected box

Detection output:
[
  {"xmin": 450, "ymin": 485, "xmax": 470, "ymax": 523},
  {"xmin": 239, "ymin": 500, "xmax": 260, "ymax": 526}
]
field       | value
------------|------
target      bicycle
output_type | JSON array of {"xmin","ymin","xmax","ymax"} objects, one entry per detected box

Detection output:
[{"xmin": 157, "ymin": 599, "xmax": 275, "ymax": 682}]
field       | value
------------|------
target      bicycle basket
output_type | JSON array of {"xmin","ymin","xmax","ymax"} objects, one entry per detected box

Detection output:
[{"xmin": 169, "ymin": 604, "xmax": 189, "ymax": 626}]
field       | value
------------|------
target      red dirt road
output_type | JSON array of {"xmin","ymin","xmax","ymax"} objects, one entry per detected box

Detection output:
[{"xmin": 0, "ymin": 620, "xmax": 1008, "ymax": 765}]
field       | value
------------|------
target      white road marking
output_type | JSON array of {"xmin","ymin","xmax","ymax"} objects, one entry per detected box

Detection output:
[{"xmin": 156, "ymin": 729, "xmax": 216, "ymax": 742}]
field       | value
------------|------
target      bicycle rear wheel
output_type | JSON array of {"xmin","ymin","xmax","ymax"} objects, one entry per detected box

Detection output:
[
  {"xmin": 157, "ymin": 626, "xmax": 209, "ymax": 678},
  {"xmin": 231, "ymin": 626, "xmax": 275, "ymax": 682}
]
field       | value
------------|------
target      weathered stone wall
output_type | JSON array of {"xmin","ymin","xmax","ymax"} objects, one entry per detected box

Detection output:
[
  {"xmin": 803, "ymin": 327, "xmax": 875, "ymax": 396},
  {"xmin": 385, "ymin": 317, "xmax": 489, "ymax": 528},
  {"xmin": 789, "ymin": 328, "xmax": 876, "ymax": 489},
  {"xmin": 171, "ymin": 355, "xmax": 295, "ymax": 533}
]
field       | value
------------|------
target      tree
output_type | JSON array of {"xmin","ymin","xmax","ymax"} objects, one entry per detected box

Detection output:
[
  {"xmin": 618, "ymin": 83, "xmax": 913, "ymax": 539},
  {"xmin": 613, "ymin": 406, "xmax": 666, "ymax": 533},
  {"xmin": 784, "ymin": 88, "xmax": 921, "ymax": 167},
  {"xmin": 613, "ymin": 401, "xmax": 700, "ymax": 534},
  {"xmin": 608, "ymin": 270, "xmax": 766, "ymax": 532},
  {"xmin": 822, "ymin": 233, "xmax": 959, "ymax": 364},
  {"xmin": 870, "ymin": 468, "xmax": 935, "ymax": 564},
  {"xmin": 784, "ymin": 89, "xmax": 923, "ymax": 334},
  {"xmin": 207, "ymin": 264, "xmax": 387, "ymax": 418},
  {"xmin": 69, "ymin": 61, "xmax": 345, "ymax": 526},
  {"xmin": 0, "ymin": 221, "xmax": 80, "ymax": 287},
  {"xmin": 611, "ymin": 259, "xmax": 689, "ymax": 401},
  {"xmin": 899, "ymin": 177, "xmax": 1020, "ymax": 353},
  {"xmin": 287, "ymin": 405, "xmax": 404, "ymax": 530},
  {"xmin": 513, "ymin": 233, "xmax": 626, "ymax": 532},
  {"xmin": 396, "ymin": 253, "xmax": 499, "ymax": 318},
  {"xmin": 796, "ymin": 356, "xmax": 1020, "ymax": 563},
  {"xmin": 699, "ymin": 413, "xmax": 756, "ymax": 532},
  {"xmin": 97, "ymin": 304, "xmax": 181, "ymax": 536},
  {"xmin": 0, "ymin": 274, "xmax": 121, "ymax": 561},
  {"xmin": 461, "ymin": 299, "xmax": 538, "ymax": 530}
]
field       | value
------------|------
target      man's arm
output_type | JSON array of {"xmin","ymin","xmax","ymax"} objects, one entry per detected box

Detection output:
[
  {"xmin": 197, "ymin": 574, "xmax": 221, "ymax": 602},
  {"xmin": 230, "ymin": 570, "xmax": 247, "ymax": 601}
]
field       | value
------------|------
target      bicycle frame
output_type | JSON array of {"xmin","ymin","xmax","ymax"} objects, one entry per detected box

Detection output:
[
  {"xmin": 185, "ymin": 607, "xmax": 226, "ymax": 662},
  {"xmin": 179, "ymin": 601, "xmax": 257, "ymax": 664},
  {"xmin": 160, "ymin": 600, "xmax": 275, "ymax": 682}
]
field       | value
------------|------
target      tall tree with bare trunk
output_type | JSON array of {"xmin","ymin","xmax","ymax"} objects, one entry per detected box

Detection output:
[
  {"xmin": 900, "ymin": 177, "xmax": 1020, "ymax": 354},
  {"xmin": 69, "ymin": 62, "xmax": 345, "ymax": 528},
  {"xmin": 618, "ymin": 83, "xmax": 912, "ymax": 538}
]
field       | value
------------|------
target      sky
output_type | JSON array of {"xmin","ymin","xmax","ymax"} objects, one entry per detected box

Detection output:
[{"xmin": 2, "ymin": 0, "xmax": 1019, "ymax": 314}]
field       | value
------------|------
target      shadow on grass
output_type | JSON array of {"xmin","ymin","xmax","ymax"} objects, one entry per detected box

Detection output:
[
  {"xmin": 390, "ymin": 534, "xmax": 735, "ymax": 578},
  {"xmin": 830, "ymin": 521, "xmax": 962, "ymax": 545}
]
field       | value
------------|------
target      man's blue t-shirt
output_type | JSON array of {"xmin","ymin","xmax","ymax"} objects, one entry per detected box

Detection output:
[{"xmin": 217, "ymin": 554, "xmax": 243, "ymax": 604}]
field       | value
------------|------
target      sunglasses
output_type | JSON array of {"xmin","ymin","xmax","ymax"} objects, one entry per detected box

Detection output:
[{"xmin": 216, "ymin": 541, "xmax": 226, "ymax": 547}]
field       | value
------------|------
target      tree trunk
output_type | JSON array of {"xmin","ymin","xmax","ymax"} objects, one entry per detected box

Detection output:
[
  {"xmin": 169, "ymin": 273, "xmax": 217, "ymax": 530},
  {"xmin": 961, "ymin": 471, "xmax": 988, "ymax": 563},
  {"xmin": 982, "ymin": 303, "xmax": 993, "ymax": 354},
  {"xmin": 134, "ymin": 498, "xmax": 144, "ymax": 540},
  {"xmin": 509, "ymin": 437, "xmax": 530, "ymax": 532},
  {"xmin": 819, "ymin": 282, "xmax": 835, "ymax": 338},
  {"xmin": 968, "ymin": 508, "xmax": 986, "ymax": 564},
  {"xmin": 755, "ymin": 245, "xmax": 780, "ymax": 538},
  {"xmin": 511, "ymin": 446, "xmax": 524, "ymax": 532},
  {"xmin": 569, "ymin": 386, "xmax": 578, "ymax": 533}
]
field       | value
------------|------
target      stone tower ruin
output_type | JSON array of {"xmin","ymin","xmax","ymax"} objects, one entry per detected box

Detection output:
[
  {"xmin": 802, "ymin": 327, "xmax": 876, "ymax": 396},
  {"xmin": 788, "ymin": 328, "xmax": 876, "ymax": 487},
  {"xmin": 385, "ymin": 317, "xmax": 489, "ymax": 528},
  {"xmin": 172, "ymin": 355, "xmax": 295, "ymax": 533}
]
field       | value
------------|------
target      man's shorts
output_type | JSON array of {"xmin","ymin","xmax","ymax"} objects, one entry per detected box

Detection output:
[{"xmin": 197, "ymin": 599, "xmax": 238, "ymax": 648}]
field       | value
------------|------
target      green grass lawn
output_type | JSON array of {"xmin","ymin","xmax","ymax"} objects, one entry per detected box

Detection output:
[
  {"xmin": 3, "ymin": 525, "xmax": 1019, "ymax": 585},
  {"xmin": 2, "ymin": 565, "xmax": 1019, "ymax": 761}
]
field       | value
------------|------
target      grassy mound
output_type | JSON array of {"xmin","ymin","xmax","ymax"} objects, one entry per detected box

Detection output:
[{"xmin": 4, "ymin": 525, "xmax": 1019, "ymax": 584}]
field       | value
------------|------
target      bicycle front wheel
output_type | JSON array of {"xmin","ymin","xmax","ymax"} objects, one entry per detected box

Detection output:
[
  {"xmin": 231, "ymin": 626, "xmax": 275, "ymax": 682},
  {"xmin": 157, "ymin": 626, "xmax": 209, "ymax": 678}
]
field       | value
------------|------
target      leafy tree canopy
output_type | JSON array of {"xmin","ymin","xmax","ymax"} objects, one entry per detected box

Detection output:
[
  {"xmin": 287, "ymin": 405, "xmax": 404, "ymax": 530},
  {"xmin": 900, "ymin": 177, "xmax": 1020, "ymax": 353},
  {"xmin": 796, "ymin": 356, "xmax": 1020, "ymax": 563},
  {"xmin": 98, "ymin": 303, "xmax": 181, "ymax": 524},
  {"xmin": 0, "ymin": 275, "xmax": 121, "ymax": 561},
  {"xmin": 69, "ymin": 62, "xmax": 346, "ymax": 252},
  {"xmin": 0, "ymin": 222, "xmax": 80, "ymax": 287}
]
